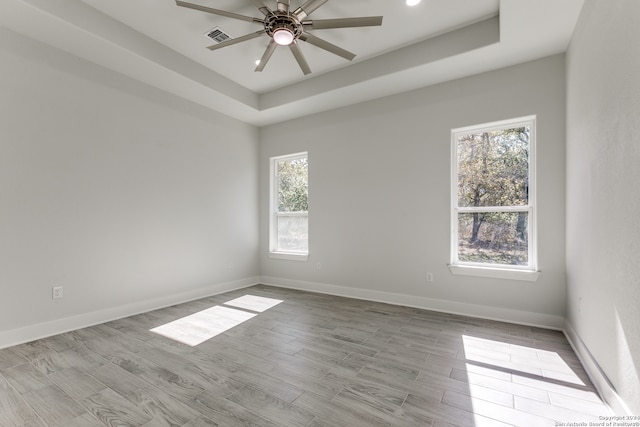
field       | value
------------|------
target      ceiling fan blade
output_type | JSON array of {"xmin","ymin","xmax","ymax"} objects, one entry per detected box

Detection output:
[
  {"xmin": 304, "ymin": 16, "xmax": 383, "ymax": 30},
  {"xmin": 277, "ymin": 1, "xmax": 290, "ymax": 13},
  {"xmin": 289, "ymin": 41, "xmax": 312, "ymax": 75},
  {"xmin": 250, "ymin": 0, "xmax": 273, "ymax": 17},
  {"xmin": 293, "ymin": 0, "xmax": 327, "ymax": 20},
  {"xmin": 255, "ymin": 40, "xmax": 278, "ymax": 72},
  {"xmin": 299, "ymin": 32, "xmax": 356, "ymax": 61},
  {"xmin": 207, "ymin": 30, "xmax": 266, "ymax": 51},
  {"xmin": 176, "ymin": 1, "xmax": 263, "ymax": 24}
]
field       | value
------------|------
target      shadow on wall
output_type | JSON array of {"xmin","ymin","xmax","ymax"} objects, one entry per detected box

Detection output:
[{"xmin": 614, "ymin": 308, "xmax": 639, "ymax": 414}]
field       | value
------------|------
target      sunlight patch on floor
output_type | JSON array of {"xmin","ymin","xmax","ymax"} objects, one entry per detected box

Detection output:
[
  {"xmin": 149, "ymin": 295, "xmax": 283, "ymax": 346},
  {"xmin": 150, "ymin": 306, "xmax": 256, "ymax": 346},
  {"xmin": 462, "ymin": 335, "xmax": 585, "ymax": 386},
  {"xmin": 460, "ymin": 334, "xmax": 610, "ymax": 425},
  {"xmin": 224, "ymin": 294, "xmax": 283, "ymax": 312}
]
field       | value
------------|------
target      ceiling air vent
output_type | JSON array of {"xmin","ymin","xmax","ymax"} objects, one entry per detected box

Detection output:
[{"xmin": 205, "ymin": 27, "xmax": 232, "ymax": 44}]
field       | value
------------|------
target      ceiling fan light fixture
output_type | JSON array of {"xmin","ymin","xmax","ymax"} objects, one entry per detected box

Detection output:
[
  {"xmin": 273, "ymin": 28, "xmax": 295, "ymax": 45},
  {"xmin": 176, "ymin": 0, "xmax": 383, "ymax": 75}
]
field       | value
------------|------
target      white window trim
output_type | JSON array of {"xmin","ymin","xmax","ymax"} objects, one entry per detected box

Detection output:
[
  {"xmin": 269, "ymin": 152, "xmax": 309, "ymax": 261},
  {"xmin": 448, "ymin": 264, "xmax": 540, "ymax": 281},
  {"xmin": 269, "ymin": 252, "xmax": 309, "ymax": 261},
  {"xmin": 450, "ymin": 116, "xmax": 539, "ymax": 281}
]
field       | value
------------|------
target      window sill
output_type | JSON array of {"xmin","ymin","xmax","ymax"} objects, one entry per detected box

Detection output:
[
  {"xmin": 448, "ymin": 264, "xmax": 540, "ymax": 282},
  {"xmin": 269, "ymin": 252, "xmax": 309, "ymax": 262}
]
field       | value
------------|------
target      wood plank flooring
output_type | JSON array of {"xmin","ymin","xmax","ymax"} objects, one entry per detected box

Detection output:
[{"xmin": 0, "ymin": 285, "xmax": 611, "ymax": 426}]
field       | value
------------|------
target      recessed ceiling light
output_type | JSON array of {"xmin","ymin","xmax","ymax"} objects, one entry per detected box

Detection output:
[
  {"xmin": 406, "ymin": 0, "xmax": 421, "ymax": 5},
  {"xmin": 255, "ymin": 59, "xmax": 261, "ymax": 66}
]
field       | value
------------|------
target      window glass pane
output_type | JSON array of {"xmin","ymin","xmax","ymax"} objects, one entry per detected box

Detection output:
[
  {"xmin": 457, "ymin": 212, "xmax": 528, "ymax": 265},
  {"xmin": 277, "ymin": 214, "xmax": 308, "ymax": 253},
  {"xmin": 457, "ymin": 127, "xmax": 529, "ymax": 207},
  {"xmin": 277, "ymin": 157, "xmax": 308, "ymax": 213}
]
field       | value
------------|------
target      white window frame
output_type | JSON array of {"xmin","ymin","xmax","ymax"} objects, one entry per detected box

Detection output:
[
  {"xmin": 269, "ymin": 152, "xmax": 309, "ymax": 261},
  {"xmin": 449, "ymin": 116, "xmax": 539, "ymax": 281}
]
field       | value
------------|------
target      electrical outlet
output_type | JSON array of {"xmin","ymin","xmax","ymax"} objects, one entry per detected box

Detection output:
[
  {"xmin": 426, "ymin": 272, "xmax": 434, "ymax": 282},
  {"xmin": 52, "ymin": 286, "xmax": 63, "ymax": 299}
]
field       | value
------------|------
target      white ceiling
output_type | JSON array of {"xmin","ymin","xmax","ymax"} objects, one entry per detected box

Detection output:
[{"xmin": 0, "ymin": 0, "xmax": 584, "ymax": 126}]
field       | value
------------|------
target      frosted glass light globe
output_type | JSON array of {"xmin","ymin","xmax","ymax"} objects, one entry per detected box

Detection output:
[{"xmin": 273, "ymin": 29, "xmax": 294, "ymax": 46}]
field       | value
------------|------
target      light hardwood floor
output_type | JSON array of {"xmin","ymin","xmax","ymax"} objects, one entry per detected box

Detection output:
[{"xmin": 0, "ymin": 285, "xmax": 610, "ymax": 426}]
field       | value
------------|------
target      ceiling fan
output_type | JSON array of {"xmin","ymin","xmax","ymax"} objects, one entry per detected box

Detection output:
[{"xmin": 176, "ymin": 0, "xmax": 383, "ymax": 75}]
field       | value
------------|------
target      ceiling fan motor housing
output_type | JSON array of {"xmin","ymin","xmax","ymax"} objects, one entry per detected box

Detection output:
[{"xmin": 265, "ymin": 13, "xmax": 303, "ymax": 41}]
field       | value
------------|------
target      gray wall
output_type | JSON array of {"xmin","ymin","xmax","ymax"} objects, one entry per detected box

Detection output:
[
  {"xmin": 260, "ymin": 55, "xmax": 567, "ymax": 328},
  {"xmin": 566, "ymin": 0, "xmax": 640, "ymax": 413},
  {"xmin": 0, "ymin": 29, "xmax": 260, "ymax": 346}
]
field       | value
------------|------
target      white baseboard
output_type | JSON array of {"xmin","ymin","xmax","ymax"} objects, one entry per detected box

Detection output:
[
  {"xmin": 563, "ymin": 321, "xmax": 631, "ymax": 415},
  {"xmin": 259, "ymin": 276, "xmax": 565, "ymax": 330},
  {"xmin": 0, "ymin": 277, "xmax": 260, "ymax": 350}
]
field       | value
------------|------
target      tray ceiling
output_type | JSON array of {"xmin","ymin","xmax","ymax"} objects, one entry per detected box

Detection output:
[{"xmin": 0, "ymin": 0, "xmax": 584, "ymax": 125}]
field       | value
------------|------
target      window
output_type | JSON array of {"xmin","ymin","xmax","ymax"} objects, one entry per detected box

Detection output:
[
  {"xmin": 450, "ymin": 116, "xmax": 539, "ymax": 281},
  {"xmin": 269, "ymin": 152, "xmax": 308, "ymax": 260}
]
